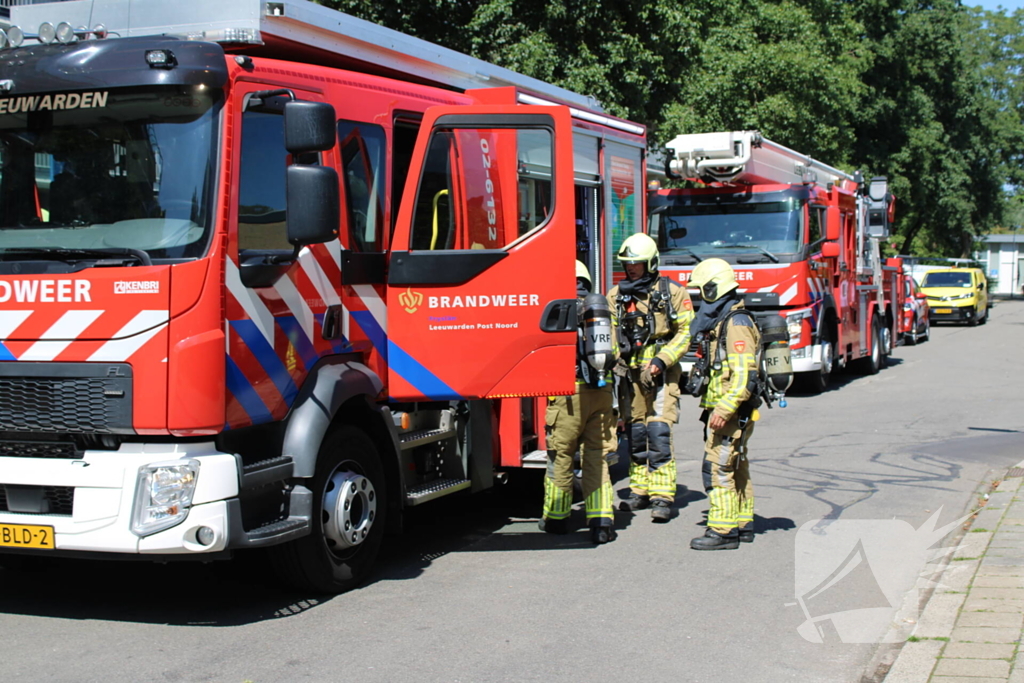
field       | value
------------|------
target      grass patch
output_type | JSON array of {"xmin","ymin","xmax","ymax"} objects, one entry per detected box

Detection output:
[
  {"xmin": 953, "ymin": 556, "xmax": 980, "ymax": 561},
  {"xmin": 908, "ymin": 636, "xmax": 950, "ymax": 642},
  {"xmin": 971, "ymin": 528, "xmax": 990, "ymax": 533}
]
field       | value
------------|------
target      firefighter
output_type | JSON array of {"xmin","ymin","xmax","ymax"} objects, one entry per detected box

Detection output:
[
  {"xmin": 607, "ymin": 233, "xmax": 694, "ymax": 522},
  {"xmin": 539, "ymin": 260, "xmax": 618, "ymax": 544},
  {"xmin": 687, "ymin": 258, "xmax": 758, "ymax": 550}
]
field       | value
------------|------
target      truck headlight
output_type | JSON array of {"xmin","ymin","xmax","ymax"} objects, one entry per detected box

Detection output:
[{"xmin": 132, "ymin": 460, "xmax": 199, "ymax": 537}]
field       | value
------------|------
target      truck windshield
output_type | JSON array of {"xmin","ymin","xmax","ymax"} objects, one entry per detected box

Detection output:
[
  {"xmin": 650, "ymin": 197, "xmax": 803, "ymax": 263},
  {"xmin": 0, "ymin": 86, "xmax": 220, "ymax": 262}
]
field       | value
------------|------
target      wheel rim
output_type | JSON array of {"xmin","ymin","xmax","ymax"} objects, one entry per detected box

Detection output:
[
  {"xmin": 871, "ymin": 325, "xmax": 880, "ymax": 365},
  {"xmin": 881, "ymin": 326, "xmax": 892, "ymax": 355},
  {"xmin": 322, "ymin": 468, "xmax": 377, "ymax": 551},
  {"xmin": 820, "ymin": 340, "xmax": 833, "ymax": 378}
]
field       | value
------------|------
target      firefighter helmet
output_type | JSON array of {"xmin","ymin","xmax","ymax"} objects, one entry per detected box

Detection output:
[
  {"xmin": 575, "ymin": 260, "xmax": 592, "ymax": 285},
  {"xmin": 617, "ymin": 233, "xmax": 659, "ymax": 273},
  {"xmin": 689, "ymin": 258, "xmax": 738, "ymax": 302}
]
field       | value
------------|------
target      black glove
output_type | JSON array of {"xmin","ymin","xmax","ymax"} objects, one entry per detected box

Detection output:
[{"xmin": 640, "ymin": 358, "xmax": 666, "ymax": 392}]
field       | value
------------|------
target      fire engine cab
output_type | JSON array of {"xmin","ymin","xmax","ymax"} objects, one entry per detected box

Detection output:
[
  {"xmin": 0, "ymin": 0, "xmax": 647, "ymax": 592},
  {"xmin": 649, "ymin": 130, "xmax": 902, "ymax": 393}
]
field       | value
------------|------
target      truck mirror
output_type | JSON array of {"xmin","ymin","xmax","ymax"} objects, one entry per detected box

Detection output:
[
  {"xmin": 821, "ymin": 241, "xmax": 840, "ymax": 258},
  {"xmin": 284, "ymin": 100, "xmax": 337, "ymax": 154},
  {"xmin": 668, "ymin": 226, "xmax": 687, "ymax": 240},
  {"xmin": 287, "ymin": 165, "xmax": 340, "ymax": 246}
]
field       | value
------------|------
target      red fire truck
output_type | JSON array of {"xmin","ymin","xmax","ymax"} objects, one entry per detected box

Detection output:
[
  {"xmin": 0, "ymin": 0, "xmax": 648, "ymax": 592},
  {"xmin": 649, "ymin": 131, "xmax": 902, "ymax": 393}
]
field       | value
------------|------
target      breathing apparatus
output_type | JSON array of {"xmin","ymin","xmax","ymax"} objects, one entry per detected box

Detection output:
[{"xmin": 576, "ymin": 261, "xmax": 615, "ymax": 387}]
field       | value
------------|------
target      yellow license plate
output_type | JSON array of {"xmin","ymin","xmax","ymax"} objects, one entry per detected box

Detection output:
[
  {"xmin": 933, "ymin": 308, "xmax": 951, "ymax": 314},
  {"xmin": 0, "ymin": 523, "xmax": 54, "ymax": 549}
]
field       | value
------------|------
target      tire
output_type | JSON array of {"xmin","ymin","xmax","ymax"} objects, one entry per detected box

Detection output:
[
  {"xmin": 269, "ymin": 425, "xmax": 387, "ymax": 594},
  {"xmin": 919, "ymin": 315, "xmax": 930, "ymax": 343},
  {"xmin": 905, "ymin": 316, "xmax": 918, "ymax": 345},
  {"xmin": 854, "ymin": 317, "xmax": 882, "ymax": 375},
  {"xmin": 978, "ymin": 305, "xmax": 988, "ymax": 325},
  {"xmin": 880, "ymin": 323, "xmax": 893, "ymax": 360},
  {"xmin": 803, "ymin": 336, "xmax": 833, "ymax": 394}
]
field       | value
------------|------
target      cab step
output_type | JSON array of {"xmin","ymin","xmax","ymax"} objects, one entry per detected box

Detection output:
[
  {"xmin": 405, "ymin": 478, "xmax": 471, "ymax": 505},
  {"xmin": 241, "ymin": 455, "xmax": 294, "ymax": 490},
  {"xmin": 399, "ymin": 427, "xmax": 455, "ymax": 450},
  {"xmin": 521, "ymin": 450, "xmax": 547, "ymax": 469}
]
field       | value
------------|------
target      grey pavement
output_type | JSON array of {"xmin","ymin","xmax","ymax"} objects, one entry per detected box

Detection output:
[{"xmin": 883, "ymin": 462, "xmax": 1024, "ymax": 683}]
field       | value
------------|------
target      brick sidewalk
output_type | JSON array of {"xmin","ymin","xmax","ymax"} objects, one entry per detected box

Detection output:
[{"xmin": 883, "ymin": 466, "xmax": 1024, "ymax": 683}]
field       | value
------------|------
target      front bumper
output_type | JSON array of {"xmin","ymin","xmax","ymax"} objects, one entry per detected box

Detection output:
[
  {"xmin": 792, "ymin": 343, "xmax": 825, "ymax": 373},
  {"xmin": 0, "ymin": 442, "xmax": 238, "ymax": 555},
  {"xmin": 928, "ymin": 304, "xmax": 976, "ymax": 322}
]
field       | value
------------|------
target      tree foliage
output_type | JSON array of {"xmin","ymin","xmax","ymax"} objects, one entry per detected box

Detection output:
[{"xmin": 319, "ymin": 0, "xmax": 1024, "ymax": 258}]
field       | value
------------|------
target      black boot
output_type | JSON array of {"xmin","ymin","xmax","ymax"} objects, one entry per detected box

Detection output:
[
  {"xmin": 589, "ymin": 521, "xmax": 617, "ymax": 544},
  {"xmin": 621, "ymin": 492, "xmax": 650, "ymax": 511},
  {"xmin": 539, "ymin": 517, "xmax": 568, "ymax": 534},
  {"xmin": 690, "ymin": 528, "xmax": 739, "ymax": 550},
  {"xmin": 738, "ymin": 527, "xmax": 755, "ymax": 543},
  {"xmin": 650, "ymin": 498, "xmax": 672, "ymax": 522}
]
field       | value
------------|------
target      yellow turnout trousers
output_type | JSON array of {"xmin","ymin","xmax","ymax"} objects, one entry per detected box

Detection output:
[
  {"xmin": 543, "ymin": 384, "xmax": 616, "ymax": 524},
  {"xmin": 701, "ymin": 414, "xmax": 754, "ymax": 535}
]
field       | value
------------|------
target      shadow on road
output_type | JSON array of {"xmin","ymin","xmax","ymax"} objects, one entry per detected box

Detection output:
[{"xmin": 0, "ymin": 468, "xmax": 645, "ymax": 626}]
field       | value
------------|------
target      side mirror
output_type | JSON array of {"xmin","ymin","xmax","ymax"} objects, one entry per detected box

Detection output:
[
  {"xmin": 287, "ymin": 165, "xmax": 339, "ymax": 247},
  {"xmin": 915, "ymin": 291, "xmax": 927, "ymax": 300},
  {"xmin": 284, "ymin": 101, "xmax": 336, "ymax": 154},
  {"xmin": 821, "ymin": 241, "xmax": 840, "ymax": 259}
]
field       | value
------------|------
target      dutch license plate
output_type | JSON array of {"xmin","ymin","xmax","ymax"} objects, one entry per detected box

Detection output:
[
  {"xmin": 934, "ymin": 308, "xmax": 952, "ymax": 315},
  {"xmin": 0, "ymin": 522, "xmax": 54, "ymax": 549}
]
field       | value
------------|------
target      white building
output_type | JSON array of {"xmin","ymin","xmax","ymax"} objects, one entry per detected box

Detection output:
[{"xmin": 977, "ymin": 234, "xmax": 1024, "ymax": 296}]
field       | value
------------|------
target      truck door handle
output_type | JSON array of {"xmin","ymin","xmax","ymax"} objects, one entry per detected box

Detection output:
[{"xmin": 539, "ymin": 299, "xmax": 577, "ymax": 332}]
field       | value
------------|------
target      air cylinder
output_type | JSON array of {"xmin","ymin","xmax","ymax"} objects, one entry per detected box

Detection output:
[
  {"xmin": 760, "ymin": 314, "xmax": 793, "ymax": 392},
  {"xmin": 582, "ymin": 293, "xmax": 615, "ymax": 386}
]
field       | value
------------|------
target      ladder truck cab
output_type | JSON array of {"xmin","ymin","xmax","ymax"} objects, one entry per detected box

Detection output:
[
  {"xmin": 649, "ymin": 131, "xmax": 901, "ymax": 393},
  {"xmin": 0, "ymin": 0, "xmax": 648, "ymax": 593}
]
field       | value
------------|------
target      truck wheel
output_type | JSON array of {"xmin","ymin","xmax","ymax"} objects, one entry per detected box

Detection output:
[
  {"xmin": 803, "ymin": 337, "xmax": 833, "ymax": 394},
  {"xmin": 854, "ymin": 318, "xmax": 882, "ymax": 375},
  {"xmin": 270, "ymin": 425, "xmax": 386, "ymax": 594}
]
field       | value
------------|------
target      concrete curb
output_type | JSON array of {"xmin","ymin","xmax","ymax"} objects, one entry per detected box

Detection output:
[{"xmin": 875, "ymin": 461, "xmax": 1024, "ymax": 683}]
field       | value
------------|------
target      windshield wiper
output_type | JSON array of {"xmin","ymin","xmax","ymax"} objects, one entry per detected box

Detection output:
[
  {"xmin": 0, "ymin": 247, "xmax": 152, "ymax": 266},
  {"xmin": 663, "ymin": 247, "xmax": 703, "ymax": 264},
  {"xmin": 712, "ymin": 243, "xmax": 780, "ymax": 263}
]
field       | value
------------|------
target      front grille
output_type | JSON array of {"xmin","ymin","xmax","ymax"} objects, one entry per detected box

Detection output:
[
  {"xmin": 0, "ymin": 440, "xmax": 78, "ymax": 459},
  {"xmin": 0, "ymin": 484, "xmax": 74, "ymax": 516},
  {"xmin": 0, "ymin": 363, "xmax": 133, "ymax": 434}
]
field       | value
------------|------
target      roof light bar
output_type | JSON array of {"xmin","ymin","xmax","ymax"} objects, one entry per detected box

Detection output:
[{"xmin": 0, "ymin": 23, "xmax": 110, "ymax": 50}]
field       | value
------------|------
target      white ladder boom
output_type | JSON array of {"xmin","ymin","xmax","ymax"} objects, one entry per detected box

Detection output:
[
  {"xmin": 665, "ymin": 130, "xmax": 852, "ymax": 186},
  {"xmin": 11, "ymin": 0, "xmax": 610, "ymax": 114}
]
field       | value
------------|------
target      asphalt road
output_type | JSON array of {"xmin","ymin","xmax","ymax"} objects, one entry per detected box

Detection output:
[{"xmin": 3, "ymin": 300, "xmax": 1024, "ymax": 683}]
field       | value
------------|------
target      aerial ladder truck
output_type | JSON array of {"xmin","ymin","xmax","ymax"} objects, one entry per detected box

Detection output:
[
  {"xmin": 0, "ymin": 0, "xmax": 648, "ymax": 592},
  {"xmin": 648, "ymin": 130, "xmax": 902, "ymax": 393}
]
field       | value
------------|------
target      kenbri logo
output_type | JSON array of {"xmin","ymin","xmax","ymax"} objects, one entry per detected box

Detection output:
[{"xmin": 114, "ymin": 281, "xmax": 160, "ymax": 294}]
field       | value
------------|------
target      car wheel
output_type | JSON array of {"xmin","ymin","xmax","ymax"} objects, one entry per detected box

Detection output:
[
  {"xmin": 269, "ymin": 425, "xmax": 387, "ymax": 594},
  {"xmin": 906, "ymin": 316, "xmax": 918, "ymax": 345},
  {"xmin": 920, "ymin": 315, "xmax": 930, "ymax": 343},
  {"xmin": 978, "ymin": 305, "xmax": 988, "ymax": 325}
]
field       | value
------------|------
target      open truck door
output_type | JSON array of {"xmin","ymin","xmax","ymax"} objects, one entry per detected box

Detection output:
[{"xmin": 387, "ymin": 106, "xmax": 577, "ymax": 401}]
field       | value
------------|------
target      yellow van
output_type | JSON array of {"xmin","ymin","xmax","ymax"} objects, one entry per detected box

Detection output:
[{"xmin": 919, "ymin": 268, "xmax": 989, "ymax": 325}]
